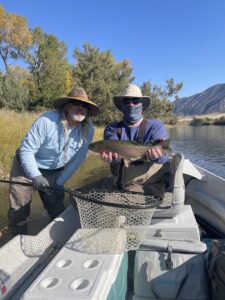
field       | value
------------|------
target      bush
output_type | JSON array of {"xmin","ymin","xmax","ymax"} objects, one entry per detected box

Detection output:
[{"xmin": 214, "ymin": 116, "xmax": 225, "ymax": 125}]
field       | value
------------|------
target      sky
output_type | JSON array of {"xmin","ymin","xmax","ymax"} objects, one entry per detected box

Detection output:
[{"xmin": 1, "ymin": 0, "xmax": 225, "ymax": 98}]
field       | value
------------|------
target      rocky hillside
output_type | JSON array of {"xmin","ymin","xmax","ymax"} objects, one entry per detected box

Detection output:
[{"xmin": 173, "ymin": 83, "xmax": 225, "ymax": 115}]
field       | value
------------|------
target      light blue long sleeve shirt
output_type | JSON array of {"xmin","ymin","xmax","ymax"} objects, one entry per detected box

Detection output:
[{"xmin": 19, "ymin": 111, "xmax": 94, "ymax": 186}]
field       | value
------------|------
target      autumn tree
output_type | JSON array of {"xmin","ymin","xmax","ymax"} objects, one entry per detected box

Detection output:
[
  {"xmin": 25, "ymin": 27, "xmax": 72, "ymax": 109},
  {"xmin": 72, "ymin": 43, "xmax": 133, "ymax": 125},
  {"xmin": 0, "ymin": 5, "xmax": 32, "ymax": 72}
]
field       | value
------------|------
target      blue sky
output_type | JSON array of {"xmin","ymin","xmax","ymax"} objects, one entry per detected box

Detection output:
[{"xmin": 1, "ymin": 0, "xmax": 225, "ymax": 97}]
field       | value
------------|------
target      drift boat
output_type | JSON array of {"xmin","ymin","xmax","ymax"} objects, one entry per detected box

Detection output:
[{"xmin": 0, "ymin": 153, "xmax": 224, "ymax": 300}]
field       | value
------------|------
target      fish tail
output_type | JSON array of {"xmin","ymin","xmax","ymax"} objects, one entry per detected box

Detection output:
[{"xmin": 160, "ymin": 139, "xmax": 170, "ymax": 149}]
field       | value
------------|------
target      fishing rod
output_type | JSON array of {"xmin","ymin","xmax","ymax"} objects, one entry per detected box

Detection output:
[
  {"xmin": 0, "ymin": 179, "xmax": 158, "ymax": 209},
  {"xmin": 0, "ymin": 179, "xmax": 65, "ymax": 192}
]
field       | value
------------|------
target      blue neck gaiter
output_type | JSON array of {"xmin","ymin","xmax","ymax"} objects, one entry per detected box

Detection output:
[{"xmin": 122, "ymin": 103, "xmax": 143, "ymax": 125}]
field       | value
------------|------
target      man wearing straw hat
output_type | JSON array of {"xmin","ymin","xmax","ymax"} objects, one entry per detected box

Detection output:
[
  {"xmin": 85, "ymin": 83, "xmax": 169, "ymax": 198},
  {"xmin": 8, "ymin": 87, "xmax": 100, "ymax": 236}
]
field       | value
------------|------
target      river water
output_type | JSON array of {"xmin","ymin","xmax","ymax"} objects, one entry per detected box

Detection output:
[
  {"xmin": 0, "ymin": 125, "xmax": 224, "ymax": 242},
  {"xmin": 168, "ymin": 126, "xmax": 225, "ymax": 179}
]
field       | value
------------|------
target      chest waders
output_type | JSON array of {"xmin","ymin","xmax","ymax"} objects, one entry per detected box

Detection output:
[{"xmin": 113, "ymin": 119, "xmax": 156, "ymax": 190}]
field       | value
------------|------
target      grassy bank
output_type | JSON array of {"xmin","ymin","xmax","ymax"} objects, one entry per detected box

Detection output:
[
  {"xmin": 0, "ymin": 109, "xmax": 104, "ymax": 176},
  {"xmin": 0, "ymin": 110, "xmax": 39, "ymax": 176},
  {"xmin": 178, "ymin": 113, "xmax": 225, "ymax": 124},
  {"xmin": 190, "ymin": 116, "xmax": 225, "ymax": 126}
]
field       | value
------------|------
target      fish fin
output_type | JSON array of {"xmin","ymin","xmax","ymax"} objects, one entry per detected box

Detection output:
[
  {"xmin": 160, "ymin": 139, "xmax": 170, "ymax": 148},
  {"xmin": 130, "ymin": 140, "xmax": 142, "ymax": 146},
  {"xmin": 146, "ymin": 139, "xmax": 170, "ymax": 148}
]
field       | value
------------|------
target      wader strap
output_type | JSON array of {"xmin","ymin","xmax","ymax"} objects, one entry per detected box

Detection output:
[
  {"xmin": 137, "ymin": 118, "xmax": 148, "ymax": 144},
  {"xmin": 117, "ymin": 159, "xmax": 125, "ymax": 190},
  {"xmin": 116, "ymin": 118, "xmax": 148, "ymax": 142},
  {"xmin": 116, "ymin": 121, "xmax": 123, "ymax": 140}
]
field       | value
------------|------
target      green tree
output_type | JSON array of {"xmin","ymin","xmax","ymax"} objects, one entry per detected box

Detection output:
[
  {"xmin": 165, "ymin": 78, "xmax": 183, "ymax": 100},
  {"xmin": 25, "ymin": 27, "xmax": 72, "ymax": 110},
  {"xmin": 0, "ymin": 5, "xmax": 32, "ymax": 72},
  {"xmin": 141, "ymin": 79, "xmax": 183, "ymax": 124},
  {"xmin": 72, "ymin": 43, "xmax": 134, "ymax": 125},
  {"xmin": 0, "ymin": 66, "xmax": 33, "ymax": 111}
]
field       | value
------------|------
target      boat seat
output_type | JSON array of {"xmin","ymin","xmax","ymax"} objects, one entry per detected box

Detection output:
[{"xmin": 153, "ymin": 153, "xmax": 185, "ymax": 218}]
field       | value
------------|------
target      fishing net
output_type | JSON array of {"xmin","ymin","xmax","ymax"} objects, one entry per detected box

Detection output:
[{"xmin": 70, "ymin": 189, "xmax": 162, "ymax": 254}]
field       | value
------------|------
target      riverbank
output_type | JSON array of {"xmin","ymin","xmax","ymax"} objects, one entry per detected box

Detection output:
[{"xmin": 177, "ymin": 112, "xmax": 225, "ymax": 124}]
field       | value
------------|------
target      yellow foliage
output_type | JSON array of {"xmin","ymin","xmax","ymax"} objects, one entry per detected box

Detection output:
[{"xmin": 0, "ymin": 5, "xmax": 32, "ymax": 68}]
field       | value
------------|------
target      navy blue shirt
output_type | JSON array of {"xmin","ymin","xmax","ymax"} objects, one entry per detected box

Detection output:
[{"xmin": 104, "ymin": 119, "xmax": 169, "ymax": 163}]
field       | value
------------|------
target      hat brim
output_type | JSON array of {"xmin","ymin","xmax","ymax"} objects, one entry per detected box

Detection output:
[
  {"xmin": 53, "ymin": 96, "xmax": 100, "ymax": 116},
  {"xmin": 113, "ymin": 96, "xmax": 151, "ymax": 112}
]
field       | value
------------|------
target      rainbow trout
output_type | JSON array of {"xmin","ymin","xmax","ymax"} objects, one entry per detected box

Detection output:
[{"xmin": 89, "ymin": 139, "xmax": 171, "ymax": 164}]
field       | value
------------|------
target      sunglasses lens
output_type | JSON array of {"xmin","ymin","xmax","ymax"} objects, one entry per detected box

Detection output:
[
  {"xmin": 123, "ymin": 98, "xmax": 142, "ymax": 105},
  {"xmin": 82, "ymin": 103, "xmax": 90, "ymax": 109},
  {"xmin": 133, "ymin": 99, "xmax": 142, "ymax": 105}
]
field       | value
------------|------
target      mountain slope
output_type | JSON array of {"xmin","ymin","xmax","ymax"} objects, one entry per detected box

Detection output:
[{"xmin": 173, "ymin": 83, "xmax": 225, "ymax": 115}]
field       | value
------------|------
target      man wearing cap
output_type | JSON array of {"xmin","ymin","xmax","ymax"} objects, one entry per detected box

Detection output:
[
  {"xmin": 8, "ymin": 87, "xmax": 100, "ymax": 236},
  {"xmin": 96, "ymin": 83, "xmax": 169, "ymax": 197}
]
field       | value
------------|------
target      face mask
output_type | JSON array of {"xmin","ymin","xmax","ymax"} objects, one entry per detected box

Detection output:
[{"xmin": 122, "ymin": 103, "xmax": 143, "ymax": 124}]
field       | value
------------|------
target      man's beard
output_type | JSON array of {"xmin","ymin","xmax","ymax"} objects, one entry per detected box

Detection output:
[{"xmin": 70, "ymin": 113, "xmax": 86, "ymax": 122}]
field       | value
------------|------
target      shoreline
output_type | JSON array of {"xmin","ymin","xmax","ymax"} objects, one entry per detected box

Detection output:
[{"xmin": 177, "ymin": 112, "xmax": 225, "ymax": 122}]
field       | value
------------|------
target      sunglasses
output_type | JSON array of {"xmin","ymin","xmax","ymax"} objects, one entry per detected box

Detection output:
[
  {"xmin": 123, "ymin": 98, "xmax": 142, "ymax": 105},
  {"xmin": 70, "ymin": 101, "xmax": 90, "ymax": 109}
]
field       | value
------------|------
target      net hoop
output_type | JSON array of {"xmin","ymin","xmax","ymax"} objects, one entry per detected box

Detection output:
[{"xmin": 69, "ymin": 189, "xmax": 162, "ymax": 210}]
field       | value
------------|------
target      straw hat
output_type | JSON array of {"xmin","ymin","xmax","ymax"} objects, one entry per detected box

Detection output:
[
  {"xmin": 113, "ymin": 84, "xmax": 151, "ymax": 112},
  {"xmin": 54, "ymin": 87, "xmax": 100, "ymax": 116}
]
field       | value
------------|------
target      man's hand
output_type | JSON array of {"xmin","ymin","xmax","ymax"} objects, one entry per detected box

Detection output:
[
  {"xmin": 145, "ymin": 147, "xmax": 163, "ymax": 160},
  {"xmin": 100, "ymin": 151, "xmax": 119, "ymax": 162},
  {"xmin": 145, "ymin": 138, "xmax": 167, "ymax": 160},
  {"xmin": 32, "ymin": 175, "xmax": 49, "ymax": 191}
]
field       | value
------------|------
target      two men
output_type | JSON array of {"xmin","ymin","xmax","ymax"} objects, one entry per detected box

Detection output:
[{"xmin": 8, "ymin": 83, "xmax": 169, "ymax": 236}]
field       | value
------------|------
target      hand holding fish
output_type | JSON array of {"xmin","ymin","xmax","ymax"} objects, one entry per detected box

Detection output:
[
  {"xmin": 100, "ymin": 151, "xmax": 119, "ymax": 162},
  {"xmin": 145, "ymin": 146, "xmax": 164, "ymax": 160},
  {"xmin": 145, "ymin": 138, "xmax": 167, "ymax": 160},
  {"xmin": 89, "ymin": 139, "xmax": 171, "ymax": 164}
]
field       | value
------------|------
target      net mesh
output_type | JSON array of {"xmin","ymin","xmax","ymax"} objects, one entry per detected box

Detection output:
[{"xmin": 71, "ymin": 189, "xmax": 161, "ymax": 254}]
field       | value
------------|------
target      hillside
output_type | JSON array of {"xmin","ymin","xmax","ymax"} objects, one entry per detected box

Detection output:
[{"xmin": 173, "ymin": 83, "xmax": 225, "ymax": 115}]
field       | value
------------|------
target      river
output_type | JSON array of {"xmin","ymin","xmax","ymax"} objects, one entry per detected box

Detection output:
[
  {"xmin": 0, "ymin": 125, "xmax": 224, "ymax": 244},
  {"xmin": 168, "ymin": 125, "xmax": 225, "ymax": 179}
]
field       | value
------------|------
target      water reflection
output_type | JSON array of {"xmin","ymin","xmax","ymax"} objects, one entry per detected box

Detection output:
[{"xmin": 168, "ymin": 126, "xmax": 225, "ymax": 178}]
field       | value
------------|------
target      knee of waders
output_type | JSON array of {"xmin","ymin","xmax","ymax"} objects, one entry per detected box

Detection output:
[
  {"xmin": 39, "ymin": 190, "xmax": 65, "ymax": 220},
  {"xmin": 8, "ymin": 204, "xmax": 30, "ymax": 225}
]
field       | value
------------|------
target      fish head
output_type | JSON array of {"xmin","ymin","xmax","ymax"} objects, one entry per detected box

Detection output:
[{"xmin": 89, "ymin": 141, "xmax": 106, "ymax": 153}]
